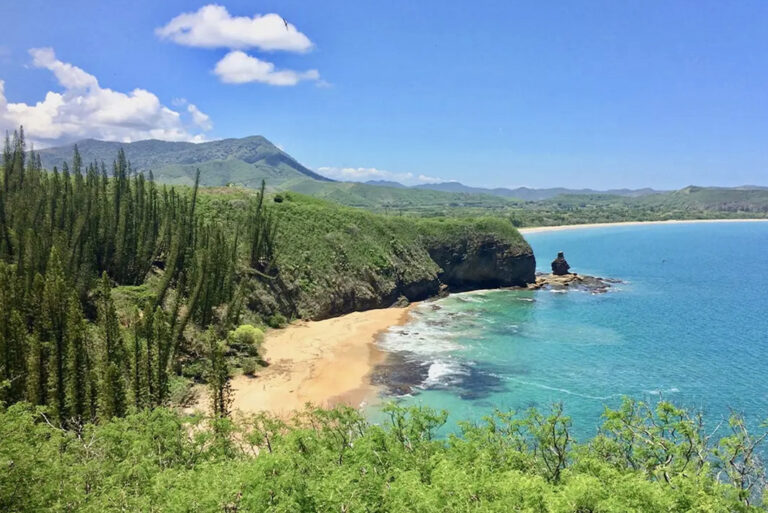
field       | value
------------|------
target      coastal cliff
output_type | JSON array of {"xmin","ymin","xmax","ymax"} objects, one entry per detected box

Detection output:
[
  {"xmin": 426, "ymin": 234, "xmax": 535, "ymax": 290},
  {"xmin": 242, "ymin": 193, "xmax": 535, "ymax": 320}
]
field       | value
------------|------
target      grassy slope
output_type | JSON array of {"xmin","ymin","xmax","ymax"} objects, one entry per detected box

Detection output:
[
  {"xmin": 276, "ymin": 180, "xmax": 768, "ymax": 224},
  {"xmin": 272, "ymin": 192, "xmax": 526, "ymax": 293},
  {"xmin": 198, "ymin": 188, "xmax": 529, "ymax": 318},
  {"xmin": 280, "ymin": 179, "xmax": 516, "ymax": 212}
]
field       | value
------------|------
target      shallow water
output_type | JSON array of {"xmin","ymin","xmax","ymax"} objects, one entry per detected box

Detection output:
[{"xmin": 371, "ymin": 221, "xmax": 768, "ymax": 438}]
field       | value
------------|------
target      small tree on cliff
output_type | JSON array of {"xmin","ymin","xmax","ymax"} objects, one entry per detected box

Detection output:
[{"xmin": 205, "ymin": 328, "xmax": 232, "ymax": 418}]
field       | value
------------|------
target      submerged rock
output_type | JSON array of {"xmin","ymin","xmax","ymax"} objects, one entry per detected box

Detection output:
[
  {"xmin": 551, "ymin": 251, "xmax": 571, "ymax": 275},
  {"xmin": 370, "ymin": 352, "xmax": 429, "ymax": 396},
  {"xmin": 528, "ymin": 272, "xmax": 621, "ymax": 294}
]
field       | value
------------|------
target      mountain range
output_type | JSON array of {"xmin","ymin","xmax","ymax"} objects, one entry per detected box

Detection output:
[
  {"xmin": 399, "ymin": 182, "xmax": 658, "ymax": 201},
  {"xmin": 36, "ymin": 136, "xmax": 768, "ymax": 212}
]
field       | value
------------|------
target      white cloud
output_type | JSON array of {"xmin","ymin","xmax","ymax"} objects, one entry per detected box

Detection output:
[
  {"xmin": 156, "ymin": 4, "xmax": 312, "ymax": 52},
  {"xmin": 187, "ymin": 103, "xmax": 213, "ymax": 130},
  {"xmin": 317, "ymin": 166, "xmax": 444, "ymax": 186},
  {"xmin": 213, "ymin": 50, "xmax": 319, "ymax": 86},
  {"xmin": 0, "ymin": 48, "xmax": 210, "ymax": 146},
  {"xmin": 158, "ymin": 5, "xmax": 321, "ymax": 87}
]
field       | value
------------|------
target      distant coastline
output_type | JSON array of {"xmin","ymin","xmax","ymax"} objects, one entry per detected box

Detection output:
[{"xmin": 518, "ymin": 218, "xmax": 768, "ymax": 234}]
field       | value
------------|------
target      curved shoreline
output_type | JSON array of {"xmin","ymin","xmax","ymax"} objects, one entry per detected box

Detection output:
[
  {"xmin": 217, "ymin": 218, "xmax": 766, "ymax": 417},
  {"xmin": 226, "ymin": 305, "xmax": 416, "ymax": 417},
  {"xmin": 518, "ymin": 218, "xmax": 768, "ymax": 234}
]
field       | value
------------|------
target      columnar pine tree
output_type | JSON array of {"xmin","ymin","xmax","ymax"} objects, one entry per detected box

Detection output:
[
  {"xmin": 205, "ymin": 328, "xmax": 232, "ymax": 418},
  {"xmin": 0, "ymin": 126, "xmax": 276, "ymax": 421},
  {"xmin": 64, "ymin": 295, "xmax": 91, "ymax": 425},
  {"xmin": 97, "ymin": 273, "xmax": 125, "ymax": 420},
  {"xmin": 41, "ymin": 247, "xmax": 69, "ymax": 422}
]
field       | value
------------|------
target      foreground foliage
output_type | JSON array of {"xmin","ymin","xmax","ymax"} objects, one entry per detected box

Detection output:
[{"xmin": 1, "ymin": 398, "xmax": 766, "ymax": 512}]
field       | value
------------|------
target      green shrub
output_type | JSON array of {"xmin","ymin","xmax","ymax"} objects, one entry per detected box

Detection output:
[
  {"xmin": 241, "ymin": 357, "xmax": 258, "ymax": 376},
  {"xmin": 1, "ymin": 399, "xmax": 765, "ymax": 512},
  {"xmin": 166, "ymin": 376, "xmax": 196, "ymax": 407},
  {"xmin": 266, "ymin": 313, "xmax": 287, "ymax": 329},
  {"xmin": 180, "ymin": 361, "xmax": 207, "ymax": 381},
  {"xmin": 229, "ymin": 324, "xmax": 264, "ymax": 349}
]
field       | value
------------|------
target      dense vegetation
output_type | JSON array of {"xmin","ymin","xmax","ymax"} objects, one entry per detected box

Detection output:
[
  {"xmin": 274, "ymin": 180, "xmax": 768, "ymax": 224},
  {"xmin": 0, "ymin": 127, "xmax": 532, "ymax": 423},
  {"xmin": 258, "ymin": 192, "xmax": 529, "ymax": 317},
  {"xmin": 5, "ymin": 128, "xmax": 768, "ymax": 511},
  {"xmin": 2, "ymin": 397, "xmax": 767, "ymax": 511},
  {"xmin": 0, "ymin": 128, "xmax": 276, "ymax": 423}
]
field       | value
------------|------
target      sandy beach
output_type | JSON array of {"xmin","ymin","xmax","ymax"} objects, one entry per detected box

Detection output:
[
  {"xmin": 518, "ymin": 218, "xmax": 768, "ymax": 234},
  {"xmin": 224, "ymin": 305, "xmax": 415, "ymax": 417}
]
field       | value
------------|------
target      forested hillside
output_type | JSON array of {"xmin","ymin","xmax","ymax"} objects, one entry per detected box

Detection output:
[
  {"xmin": 0, "ymin": 127, "xmax": 533, "ymax": 424},
  {"xmin": 0, "ymin": 128, "xmax": 280, "ymax": 423},
  {"xmin": 37, "ymin": 136, "xmax": 330, "ymax": 188}
]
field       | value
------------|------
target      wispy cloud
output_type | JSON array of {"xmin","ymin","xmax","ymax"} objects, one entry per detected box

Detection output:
[
  {"xmin": 317, "ymin": 166, "xmax": 444, "ymax": 186},
  {"xmin": 0, "ymin": 48, "xmax": 210, "ymax": 146},
  {"xmin": 157, "ymin": 4, "xmax": 322, "ymax": 87}
]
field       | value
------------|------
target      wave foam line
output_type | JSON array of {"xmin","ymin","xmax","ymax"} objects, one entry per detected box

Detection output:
[{"xmin": 503, "ymin": 376, "xmax": 623, "ymax": 401}]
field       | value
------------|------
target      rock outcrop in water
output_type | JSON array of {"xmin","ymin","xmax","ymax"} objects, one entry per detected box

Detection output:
[
  {"xmin": 551, "ymin": 251, "xmax": 571, "ymax": 275},
  {"xmin": 529, "ymin": 272, "xmax": 620, "ymax": 294}
]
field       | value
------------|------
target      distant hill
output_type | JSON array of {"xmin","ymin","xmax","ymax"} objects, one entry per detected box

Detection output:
[
  {"xmin": 358, "ymin": 179, "xmax": 661, "ymax": 200},
  {"xmin": 364, "ymin": 180, "xmax": 408, "ymax": 189},
  {"xmin": 37, "ymin": 136, "xmax": 331, "ymax": 188},
  {"xmin": 412, "ymin": 182, "xmax": 660, "ymax": 200},
  {"xmin": 35, "ymin": 136, "xmax": 767, "ymax": 217}
]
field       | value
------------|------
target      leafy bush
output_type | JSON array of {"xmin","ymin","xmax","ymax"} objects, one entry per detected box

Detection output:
[
  {"xmin": 228, "ymin": 324, "xmax": 264, "ymax": 350},
  {"xmin": 2, "ymin": 398, "xmax": 767, "ymax": 512},
  {"xmin": 240, "ymin": 357, "xmax": 259, "ymax": 376},
  {"xmin": 267, "ymin": 313, "xmax": 288, "ymax": 329},
  {"xmin": 166, "ymin": 376, "xmax": 196, "ymax": 407}
]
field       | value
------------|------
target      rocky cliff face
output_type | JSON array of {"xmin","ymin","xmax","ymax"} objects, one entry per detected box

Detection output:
[
  {"xmin": 253, "ymin": 233, "xmax": 536, "ymax": 320},
  {"xmin": 241, "ymin": 195, "xmax": 537, "ymax": 321},
  {"xmin": 426, "ymin": 236, "xmax": 536, "ymax": 291}
]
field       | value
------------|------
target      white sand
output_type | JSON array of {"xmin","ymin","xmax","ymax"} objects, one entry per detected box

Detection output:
[
  {"xmin": 518, "ymin": 218, "xmax": 768, "ymax": 234},
  {"xmin": 215, "ymin": 305, "xmax": 415, "ymax": 417}
]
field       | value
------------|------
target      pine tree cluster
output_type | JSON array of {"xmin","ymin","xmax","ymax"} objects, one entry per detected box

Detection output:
[{"xmin": 0, "ymin": 127, "xmax": 275, "ymax": 424}]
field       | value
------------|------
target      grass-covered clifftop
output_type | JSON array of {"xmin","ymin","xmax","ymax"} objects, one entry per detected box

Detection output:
[{"xmin": 200, "ymin": 189, "xmax": 534, "ymax": 320}]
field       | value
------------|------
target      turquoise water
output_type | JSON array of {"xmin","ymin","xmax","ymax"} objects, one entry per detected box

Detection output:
[{"xmin": 374, "ymin": 222, "xmax": 768, "ymax": 438}]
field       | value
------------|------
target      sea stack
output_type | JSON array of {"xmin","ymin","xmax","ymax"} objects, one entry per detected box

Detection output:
[{"xmin": 551, "ymin": 251, "xmax": 571, "ymax": 275}]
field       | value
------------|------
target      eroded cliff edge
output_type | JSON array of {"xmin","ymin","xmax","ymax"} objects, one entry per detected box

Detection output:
[{"xmin": 243, "ymin": 194, "xmax": 536, "ymax": 320}]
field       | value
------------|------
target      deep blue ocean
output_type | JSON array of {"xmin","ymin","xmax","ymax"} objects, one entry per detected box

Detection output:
[{"xmin": 373, "ymin": 221, "xmax": 768, "ymax": 438}]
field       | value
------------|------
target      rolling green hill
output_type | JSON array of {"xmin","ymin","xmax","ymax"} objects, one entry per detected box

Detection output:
[
  {"xmin": 37, "ymin": 136, "xmax": 330, "ymax": 188},
  {"xmin": 413, "ymin": 181, "xmax": 660, "ymax": 200},
  {"xmin": 281, "ymin": 179, "xmax": 516, "ymax": 212}
]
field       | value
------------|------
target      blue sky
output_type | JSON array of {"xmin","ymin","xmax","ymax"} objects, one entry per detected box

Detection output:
[{"xmin": 1, "ymin": 0, "xmax": 767, "ymax": 189}]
